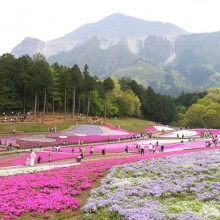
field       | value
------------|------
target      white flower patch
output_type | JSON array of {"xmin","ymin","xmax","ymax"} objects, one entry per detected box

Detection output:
[
  {"xmin": 154, "ymin": 126, "xmax": 174, "ymax": 131},
  {"xmin": 74, "ymin": 133, "xmax": 87, "ymax": 136},
  {"xmin": 199, "ymin": 204, "xmax": 220, "ymax": 218},
  {"xmin": 19, "ymin": 134, "xmax": 55, "ymax": 142},
  {"xmin": 59, "ymin": 135, "xmax": 67, "ymax": 138},
  {"xmin": 0, "ymin": 163, "xmax": 79, "ymax": 176},
  {"xmin": 162, "ymin": 130, "xmax": 198, "ymax": 138},
  {"xmin": 99, "ymin": 127, "xmax": 129, "ymax": 136},
  {"xmin": 111, "ymin": 176, "xmax": 151, "ymax": 187}
]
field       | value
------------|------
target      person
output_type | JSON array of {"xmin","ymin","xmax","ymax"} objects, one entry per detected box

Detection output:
[
  {"xmin": 80, "ymin": 152, "xmax": 84, "ymax": 159},
  {"xmin": 152, "ymin": 145, "xmax": 156, "ymax": 153},
  {"xmin": 13, "ymin": 128, "xmax": 16, "ymax": 134},
  {"xmin": 72, "ymin": 148, "xmax": 75, "ymax": 153},
  {"xmin": 102, "ymin": 148, "xmax": 106, "ymax": 155},
  {"xmin": 205, "ymin": 141, "xmax": 209, "ymax": 147},
  {"xmin": 140, "ymin": 143, "xmax": 145, "ymax": 155},
  {"xmin": 48, "ymin": 154, "xmax": 51, "ymax": 162},
  {"xmin": 90, "ymin": 147, "xmax": 94, "ymax": 154},
  {"xmin": 30, "ymin": 150, "xmax": 36, "ymax": 166},
  {"xmin": 148, "ymin": 143, "xmax": 153, "ymax": 154},
  {"xmin": 26, "ymin": 157, "xmax": 30, "ymax": 166},
  {"xmin": 76, "ymin": 155, "xmax": 82, "ymax": 162},
  {"xmin": 206, "ymin": 141, "xmax": 211, "ymax": 147},
  {"xmin": 213, "ymin": 135, "xmax": 218, "ymax": 147},
  {"xmin": 81, "ymin": 146, "xmax": 86, "ymax": 156},
  {"xmin": 125, "ymin": 146, "xmax": 129, "ymax": 153},
  {"xmin": 160, "ymin": 145, "xmax": 164, "ymax": 152},
  {"xmin": 37, "ymin": 156, "xmax": 42, "ymax": 164}
]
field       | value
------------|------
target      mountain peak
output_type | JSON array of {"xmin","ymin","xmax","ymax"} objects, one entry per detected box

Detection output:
[{"xmin": 11, "ymin": 13, "xmax": 188, "ymax": 58}]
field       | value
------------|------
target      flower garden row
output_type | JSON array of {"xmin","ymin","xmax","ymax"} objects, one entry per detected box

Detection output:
[
  {"xmin": 0, "ymin": 135, "xmax": 213, "ymax": 168},
  {"xmin": 82, "ymin": 150, "xmax": 220, "ymax": 220},
  {"xmin": 0, "ymin": 154, "xmax": 152, "ymax": 219},
  {"xmin": 1, "ymin": 125, "xmax": 220, "ymax": 219},
  {"xmin": 0, "ymin": 125, "xmax": 138, "ymax": 149},
  {"xmin": 1, "ymin": 124, "xmax": 218, "ymax": 150}
]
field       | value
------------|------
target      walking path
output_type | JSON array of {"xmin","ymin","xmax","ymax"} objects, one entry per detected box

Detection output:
[{"xmin": 1, "ymin": 138, "xmax": 219, "ymax": 176}]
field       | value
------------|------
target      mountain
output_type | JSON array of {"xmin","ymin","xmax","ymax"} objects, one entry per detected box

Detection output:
[
  {"xmin": 12, "ymin": 13, "xmax": 186, "ymax": 58},
  {"xmin": 11, "ymin": 13, "xmax": 220, "ymax": 96}
]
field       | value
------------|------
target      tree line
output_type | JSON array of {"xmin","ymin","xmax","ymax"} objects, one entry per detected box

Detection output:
[{"xmin": 1, "ymin": 53, "xmax": 215, "ymax": 127}]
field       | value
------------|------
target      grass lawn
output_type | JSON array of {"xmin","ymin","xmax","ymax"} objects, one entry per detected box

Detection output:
[
  {"xmin": 106, "ymin": 117, "xmax": 151, "ymax": 133},
  {"xmin": 0, "ymin": 114, "xmax": 151, "ymax": 135}
]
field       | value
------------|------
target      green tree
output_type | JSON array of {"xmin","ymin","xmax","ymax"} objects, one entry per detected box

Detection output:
[
  {"xmin": 69, "ymin": 64, "xmax": 83, "ymax": 121},
  {"xmin": 102, "ymin": 77, "xmax": 114, "ymax": 124},
  {"xmin": 180, "ymin": 97, "xmax": 220, "ymax": 128},
  {"xmin": 82, "ymin": 65, "xmax": 96, "ymax": 121},
  {"xmin": 58, "ymin": 66, "xmax": 71, "ymax": 121},
  {"xmin": 16, "ymin": 55, "xmax": 33, "ymax": 114},
  {"xmin": 50, "ymin": 62, "xmax": 62, "ymax": 113},
  {"xmin": 0, "ymin": 53, "xmax": 18, "ymax": 112},
  {"xmin": 31, "ymin": 53, "xmax": 52, "ymax": 122}
]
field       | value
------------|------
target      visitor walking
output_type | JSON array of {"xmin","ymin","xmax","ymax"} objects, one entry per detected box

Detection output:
[
  {"xmin": 140, "ymin": 143, "xmax": 145, "ymax": 155},
  {"xmin": 37, "ymin": 156, "xmax": 42, "ymax": 164},
  {"xmin": 30, "ymin": 150, "xmax": 36, "ymax": 166},
  {"xmin": 90, "ymin": 147, "xmax": 94, "ymax": 154},
  {"xmin": 125, "ymin": 146, "xmax": 129, "ymax": 153},
  {"xmin": 160, "ymin": 145, "xmax": 164, "ymax": 152},
  {"xmin": 48, "ymin": 154, "xmax": 51, "ymax": 162},
  {"xmin": 148, "ymin": 143, "xmax": 153, "ymax": 154}
]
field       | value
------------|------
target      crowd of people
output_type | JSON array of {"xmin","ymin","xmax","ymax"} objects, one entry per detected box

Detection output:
[
  {"xmin": 133, "ymin": 142, "xmax": 165, "ymax": 155},
  {"xmin": 25, "ymin": 150, "xmax": 51, "ymax": 166},
  {"xmin": 21, "ymin": 128, "xmax": 220, "ymax": 167}
]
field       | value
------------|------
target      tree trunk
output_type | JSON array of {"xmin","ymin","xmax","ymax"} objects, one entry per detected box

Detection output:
[
  {"xmin": 34, "ymin": 93, "xmax": 37, "ymax": 121},
  {"xmin": 37, "ymin": 93, "xmax": 40, "ymax": 115},
  {"xmin": 23, "ymin": 88, "xmax": 26, "ymax": 114},
  {"xmin": 52, "ymin": 98, "xmax": 54, "ymax": 115},
  {"xmin": 78, "ymin": 94, "xmax": 81, "ymax": 116},
  {"xmin": 86, "ymin": 92, "xmax": 91, "ymax": 121},
  {"xmin": 42, "ymin": 89, "xmax": 46, "ymax": 124},
  {"xmin": 64, "ymin": 85, "xmax": 67, "ymax": 121},
  {"xmin": 83, "ymin": 98, "xmax": 85, "ymax": 115},
  {"xmin": 104, "ymin": 93, "xmax": 108, "ymax": 124},
  {"xmin": 72, "ymin": 86, "xmax": 76, "ymax": 122}
]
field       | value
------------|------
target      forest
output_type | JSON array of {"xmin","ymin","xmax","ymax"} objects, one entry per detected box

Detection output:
[{"xmin": 1, "ymin": 52, "xmax": 220, "ymax": 128}]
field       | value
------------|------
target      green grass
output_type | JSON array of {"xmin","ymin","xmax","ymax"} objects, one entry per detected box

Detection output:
[
  {"xmin": 106, "ymin": 117, "xmax": 151, "ymax": 133},
  {"xmin": 0, "ymin": 117, "xmax": 151, "ymax": 135},
  {"xmin": 0, "ymin": 122, "xmax": 73, "ymax": 135}
]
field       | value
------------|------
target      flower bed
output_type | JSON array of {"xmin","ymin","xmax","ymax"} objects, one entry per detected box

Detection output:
[
  {"xmin": 1, "ymin": 145, "xmax": 220, "ymax": 219},
  {"xmin": 13, "ymin": 125, "xmax": 138, "ymax": 148},
  {"xmin": 0, "ymin": 155, "xmax": 149, "ymax": 219},
  {"xmin": 82, "ymin": 150, "xmax": 220, "ymax": 220},
  {"xmin": 1, "ymin": 137, "xmax": 213, "ymax": 168}
]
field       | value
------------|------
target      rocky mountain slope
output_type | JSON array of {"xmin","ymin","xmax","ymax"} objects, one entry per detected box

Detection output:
[{"xmin": 11, "ymin": 13, "xmax": 220, "ymax": 96}]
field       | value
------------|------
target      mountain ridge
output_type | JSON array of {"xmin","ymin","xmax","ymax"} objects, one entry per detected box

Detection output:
[
  {"xmin": 11, "ymin": 13, "xmax": 188, "ymax": 58},
  {"xmin": 10, "ymin": 13, "xmax": 220, "ymax": 96}
]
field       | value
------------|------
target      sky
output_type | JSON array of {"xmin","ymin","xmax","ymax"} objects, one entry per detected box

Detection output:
[{"xmin": 1, "ymin": 0, "xmax": 220, "ymax": 55}]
